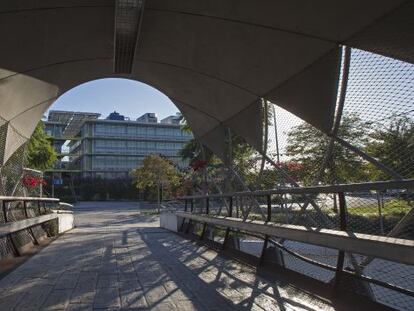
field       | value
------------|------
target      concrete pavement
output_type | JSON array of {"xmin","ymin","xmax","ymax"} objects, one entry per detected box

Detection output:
[{"xmin": 0, "ymin": 201, "xmax": 340, "ymax": 310}]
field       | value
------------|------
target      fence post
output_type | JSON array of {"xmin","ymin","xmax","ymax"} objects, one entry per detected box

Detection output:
[
  {"xmin": 376, "ymin": 191, "xmax": 385, "ymax": 235},
  {"xmin": 229, "ymin": 196, "xmax": 233, "ymax": 217},
  {"xmin": 222, "ymin": 227, "xmax": 230, "ymax": 250},
  {"xmin": 2, "ymin": 200, "xmax": 20, "ymax": 256},
  {"xmin": 200, "ymin": 223, "xmax": 207, "ymax": 240},
  {"xmin": 206, "ymin": 197, "xmax": 209, "ymax": 215},
  {"xmin": 261, "ymin": 195, "xmax": 272, "ymax": 265},
  {"xmin": 335, "ymin": 192, "xmax": 348, "ymax": 288},
  {"xmin": 190, "ymin": 199, "xmax": 194, "ymax": 213},
  {"xmin": 37, "ymin": 201, "xmax": 41, "ymax": 215},
  {"xmin": 23, "ymin": 200, "xmax": 29, "ymax": 218},
  {"xmin": 266, "ymin": 195, "xmax": 272, "ymax": 222},
  {"xmin": 23, "ymin": 200, "xmax": 39, "ymax": 245},
  {"xmin": 2, "ymin": 200, "xmax": 7, "ymax": 222},
  {"xmin": 184, "ymin": 199, "xmax": 188, "ymax": 212}
]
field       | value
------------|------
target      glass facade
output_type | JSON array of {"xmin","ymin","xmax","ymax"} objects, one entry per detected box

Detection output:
[
  {"xmin": 92, "ymin": 123, "xmax": 192, "ymax": 140},
  {"xmin": 78, "ymin": 120, "xmax": 192, "ymax": 178}
]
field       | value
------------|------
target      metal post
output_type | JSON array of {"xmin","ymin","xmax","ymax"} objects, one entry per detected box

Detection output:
[
  {"xmin": 190, "ymin": 199, "xmax": 194, "ymax": 213},
  {"xmin": 267, "ymin": 195, "xmax": 272, "ymax": 222},
  {"xmin": 229, "ymin": 196, "xmax": 233, "ymax": 217},
  {"xmin": 222, "ymin": 227, "xmax": 230, "ymax": 250},
  {"xmin": 200, "ymin": 223, "xmax": 207, "ymax": 240},
  {"xmin": 335, "ymin": 192, "xmax": 347, "ymax": 288},
  {"xmin": 23, "ymin": 200, "xmax": 39, "ymax": 245},
  {"xmin": 23, "ymin": 201, "xmax": 29, "ymax": 218},
  {"xmin": 184, "ymin": 199, "xmax": 188, "ymax": 212},
  {"xmin": 206, "ymin": 197, "xmax": 209, "ymax": 215},
  {"xmin": 260, "ymin": 237, "xmax": 269, "ymax": 265},
  {"xmin": 185, "ymin": 219, "xmax": 192, "ymax": 234},
  {"xmin": 261, "ymin": 195, "xmax": 272, "ymax": 265},
  {"xmin": 2, "ymin": 200, "xmax": 7, "ymax": 222},
  {"xmin": 37, "ymin": 201, "xmax": 41, "ymax": 216},
  {"xmin": 338, "ymin": 192, "xmax": 347, "ymax": 231},
  {"xmin": 376, "ymin": 191, "xmax": 385, "ymax": 235},
  {"xmin": 3, "ymin": 200, "xmax": 20, "ymax": 256}
]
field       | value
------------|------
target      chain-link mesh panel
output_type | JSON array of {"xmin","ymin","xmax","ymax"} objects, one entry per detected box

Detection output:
[
  {"xmin": 0, "ymin": 144, "xmax": 27, "ymax": 197},
  {"xmin": 21, "ymin": 168, "xmax": 44, "ymax": 197},
  {"xmin": 0, "ymin": 122, "xmax": 50, "ymax": 259},
  {"xmin": 339, "ymin": 48, "xmax": 414, "ymax": 181},
  {"xmin": 344, "ymin": 252, "xmax": 414, "ymax": 311}
]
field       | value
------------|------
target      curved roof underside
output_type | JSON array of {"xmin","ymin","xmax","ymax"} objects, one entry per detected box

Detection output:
[{"xmin": 0, "ymin": 0, "xmax": 413, "ymax": 164}]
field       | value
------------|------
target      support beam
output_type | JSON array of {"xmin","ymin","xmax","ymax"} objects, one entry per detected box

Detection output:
[
  {"xmin": 114, "ymin": 0, "xmax": 146, "ymax": 73},
  {"xmin": 176, "ymin": 212, "xmax": 414, "ymax": 266},
  {"xmin": 0, "ymin": 214, "xmax": 58, "ymax": 238}
]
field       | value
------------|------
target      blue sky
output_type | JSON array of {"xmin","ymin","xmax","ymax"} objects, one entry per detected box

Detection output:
[{"xmin": 46, "ymin": 78, "xmax": 179, "ymax": 120}]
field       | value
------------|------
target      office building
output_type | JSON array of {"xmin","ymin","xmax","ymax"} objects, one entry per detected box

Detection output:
[{"xmin": 44, "ymin": 110, "xmax": 192, "ymax": 179}]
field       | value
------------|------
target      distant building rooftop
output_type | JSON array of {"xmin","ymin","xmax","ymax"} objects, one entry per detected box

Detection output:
[
  {"xmin": 137, "ymin": 113, "xmax": 157, "ymax": 123},
  {"xmin": 106, "ymin": 111, "xmax": 125, "ymax": 121},
  {"xmin": 46, "ymin": 110, "xmax": 101, "ymax": 138},
  {"xmin": 161, "ymin": 112, "xmax": 183, "ymax": 124}
]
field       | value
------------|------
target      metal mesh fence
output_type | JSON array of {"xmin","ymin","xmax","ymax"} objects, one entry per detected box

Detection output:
[
  {"xmin": 262, "ymin": 47, "xmax": 414, "ymax": 188},
  {"xmin": 0, "ymin": 122, "xmax": 53, "ymax": 259}
]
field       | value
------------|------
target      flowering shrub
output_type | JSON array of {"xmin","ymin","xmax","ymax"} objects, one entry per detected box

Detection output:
[
  {"xmin": 22, "ymin": 175, "xmax": 47, "ymax": 189},
  {"xmin": 191, "ymin": 160, "xmax": 208, "ymax": 171}
]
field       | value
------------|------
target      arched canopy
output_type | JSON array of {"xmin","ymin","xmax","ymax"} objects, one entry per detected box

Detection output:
[{"xmin": 0, "ymin": 0, "xmax": 413, "ymax": 164}]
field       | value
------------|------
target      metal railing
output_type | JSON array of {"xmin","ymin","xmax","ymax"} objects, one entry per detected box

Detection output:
[
  {"xmin": 169, "ymin": 179, "xmax": 414, "ymax": 310},
  {"xmin": 0, "ymin": 196, "xmax": 60, "ymax": 257}
]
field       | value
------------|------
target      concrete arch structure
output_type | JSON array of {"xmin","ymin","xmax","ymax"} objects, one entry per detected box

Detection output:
[{"xmin": 0, "ymin": 0, "xmax": 413, "ymax": 164}]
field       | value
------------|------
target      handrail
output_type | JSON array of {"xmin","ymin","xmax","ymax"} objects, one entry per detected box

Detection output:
[
  {"xmin": 176, "ymin": 212, "xmax": 414, "ymax": 266},
  {"xmin": 178, "ymin": 179, "xmax": 414, "ymax": 200},
  {"xmin": 0, "ymin": 196, "xmax": 61, "ymax": 256},
  {"xmin": 0, "ymin": 196, "xmax": 59, "ymax": 202},
  {"xmin": 0, "ymin": 214, "xmax": 58, "ymax": 237}
]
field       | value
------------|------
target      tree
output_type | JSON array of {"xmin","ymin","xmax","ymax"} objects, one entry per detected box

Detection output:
[
  {"xmin": 366, "ymin": 115, "xmax": 414, "ymax": 180},
  {"xmin": 131, "ymin": 154, "xmax": 182, "ymax": 208},
  {"xmin": 285, "ymin": 114, "xmax": 370, "ymax": 185},
  {"xmin": 179, "ymin": 123, "xmax": 256, "ymax": 194},
  {"xmin": 25, "ymin": 122, "xmax": 57, "ymax": 170}
]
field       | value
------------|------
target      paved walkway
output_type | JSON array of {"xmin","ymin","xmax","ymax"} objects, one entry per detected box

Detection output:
[{"xmin": 0, "ymin": 202, "xmax": 338, "ymax": 310}]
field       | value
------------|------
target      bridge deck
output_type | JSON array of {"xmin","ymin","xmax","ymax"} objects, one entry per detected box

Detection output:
[{"xmin": 0, "ymin": 202, "xmax": 383, "ymax": 311}]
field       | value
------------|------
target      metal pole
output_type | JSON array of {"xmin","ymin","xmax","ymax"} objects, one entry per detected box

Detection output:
[
  {"xmin": 2, "ymin": 200, "xmax": 7, "ymax": 222},
  {"xmin": 272, "ymin": 104, "xmax": 281, "ymax": 165},
  {"xmin": 200, "ymin": 223, "xmax": 207, "ymax": 240},
  {"xmin": 23, "ymin": 200, "xmax": 39, "ymax": 245},
  {"xmin": 335, "ymin": 192, "xmax": 348, "ymax": 288},
  {"xmin": 184, "ymin": 199, "xmax": 188, "ymax": 212},
  {"xmin": 229, "ymin": 196, "xmax": 233, "ymax": 217},
  {"xmin": 260, "ymin": 237, "xmax": 269, "ymax": 266},
  {"xmin": 3, "ymin": 200, "xmax": 20, "ymax": 256},
  {"xmin": 266, "ymin": 195, "xmax": 272, "ymax": 222},
  {"xmin": 338, "ymin": 192, "xmax": 348, "ymax": 230},
  {"xmin": 37, "ymin": 201, "xmax": 41, "ymax": 215},
  {"xmin": 23, "ymin": 201, "xmax": 29, "ymax": 218},
  {"xmin": 261, "ymin": 194, "xmax": 272, "ymax": 265},
  {"xmin": 377, "ymin": 191, "xmax": 385, "ymax": 235},
  {"xmin": 206, "ymin": 197, "xmax": 209, "ymax": 215},
  {"xmin": 315, "ymin": 46, "xmax": 351, "ymax": 184},
  {"xmin": 222, "ymin": 227, "xmax": 230, "ymax": 250},
  {"xmin": 190, "ymin": 199, "xmax": 194, "ymax": 213}
]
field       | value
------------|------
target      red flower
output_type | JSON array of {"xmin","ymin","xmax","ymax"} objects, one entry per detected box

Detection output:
[
  {"xmin": 22, "ymin": 175, "xmax": 47, "ymax": 188},
  {"xmin": 191, "ymin": 160, "xmax": 208, "ymax": 171}
]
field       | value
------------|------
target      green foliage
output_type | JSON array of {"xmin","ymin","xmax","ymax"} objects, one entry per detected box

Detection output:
[
  {"xmin": 347, "ymin": 199, "xmax": 411, "ymax": 217},
  {"xmin": 365, "ymin": 116, "xmax": 414, "ymax": 179},
  {"xmin": 25, "ymin": 122, "xmax": 57, "ymax": 170},
  {"xmin": 131, "ymin": 154, "xmax": 182, "ymax": 201},
  {"xmin": 286, "ymin": 114, "xmax": 371, "ymax": 185}
]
